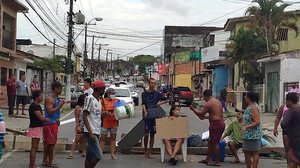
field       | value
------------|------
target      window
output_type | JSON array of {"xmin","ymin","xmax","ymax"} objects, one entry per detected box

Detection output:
[
  {"xmin": 1, "ymin": 67, "xmax": 7, "ymax": 86},
  {"xmin": 114, "ymin": 88, "xmax": 130, "ymax": 97},
  {"xmin": 277, "ymin": 28, "xmax": 288, "ymax": 41},
  {"xmin": 19, "ymin": 71, "xmax": 25, "ymax": 80}
]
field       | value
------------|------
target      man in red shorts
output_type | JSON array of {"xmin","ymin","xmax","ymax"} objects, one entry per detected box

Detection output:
[
  {"xmin": 190, "ymin": 89, "xmax": 225, "ymax": 166},
  {"xmin": 42, "ymin": 82, "xmax": 65, "ymax": 167}
]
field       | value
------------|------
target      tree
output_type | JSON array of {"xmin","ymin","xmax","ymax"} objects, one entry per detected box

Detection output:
[
  {"xmin": 246, "ymin": 0, "xmax": 299, "ymax": 53},
  {"xmin": 129, "ymin": 55, "xmax": 156, "ymax": 73},
  {"xmin": 34, "ymin": 55, "xmax": 74, "ymax": 73},
  {"xmin": 226, "ymin": 27, "xmax": 267, "ymax": 90}
]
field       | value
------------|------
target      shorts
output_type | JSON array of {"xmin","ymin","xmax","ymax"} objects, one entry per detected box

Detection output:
[
  {"xmin": 144, "ymin": 118, "xmax": 156, "ymax": 134},
  {"xmin": 27, "ymin": 127, "xmax": 43, "ymax": 139},
  {"xmin": 243, "ymin": 139, "xmax": 261, "ymax": 152},
  {"xmin": 209, "ymin": 120, "xmax": 225, "ymax": 144},
  {"xmin": 16, "ymin": 96, "xmax": 27, "ymax": 105},
  {"xmin": 85, "ymin": 133, "xmax": 102, "ymax": 161},
  {"xmin": 43, "ymin": 123, "xmax": 59, "ymax": 145},
  {"xmin": 101, "ymin": 127, "xmax": 118, "ymax": 134}
]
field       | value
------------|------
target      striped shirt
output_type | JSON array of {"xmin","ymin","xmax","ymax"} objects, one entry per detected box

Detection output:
[{"xmin": 0, "ymin": 112, "xmax": 5, "ymax": 143}]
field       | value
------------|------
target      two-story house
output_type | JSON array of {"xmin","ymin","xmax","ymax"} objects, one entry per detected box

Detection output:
[
  {"xmin": 224, "ymin": 10, "xmax": 300, "ymax": 113},
  {"xmin": 0, "ymin": 0, "xmax": 28, "ymax": 106}
]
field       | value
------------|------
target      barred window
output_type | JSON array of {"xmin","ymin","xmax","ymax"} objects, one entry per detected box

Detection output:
[{"xmin": 277, "ymin": 28, "xmax": 288, "ymax": 41}]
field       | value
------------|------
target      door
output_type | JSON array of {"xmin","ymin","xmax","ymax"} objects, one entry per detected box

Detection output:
[{"xmin": 267, "ymin": 72, "xmax": 279, "ymax": 113}]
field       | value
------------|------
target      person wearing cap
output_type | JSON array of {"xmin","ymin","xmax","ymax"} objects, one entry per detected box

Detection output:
[
  {"xmin": 84, "ymin": 78, "xmax": 94, "ymax": 96},
  {"xmin": 99, "ymin": 88, "xmax": 118, "ymax": 160},
  {"xmin": 42, "ymin": 82, "xmax": 65, "ymax": 167},
  {"xmin": 221, "ymin": 109, "xmax": 244, "ymax": 164},
  {"xmin": 83, "ymin": 80, "xmax": 106, "ymax": 168}
]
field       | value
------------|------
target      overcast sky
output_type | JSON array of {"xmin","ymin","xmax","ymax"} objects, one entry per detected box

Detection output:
[{"xmin": 16, "ymin": 0, "xmax": 300, "ymax": 60}]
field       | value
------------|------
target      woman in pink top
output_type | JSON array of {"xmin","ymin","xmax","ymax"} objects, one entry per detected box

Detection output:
[{"xmin": 273, "ymin": 87, "xmax": 299, "ymax": 168}]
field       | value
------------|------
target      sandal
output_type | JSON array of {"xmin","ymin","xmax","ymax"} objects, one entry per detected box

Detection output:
[
  {"xmin": 231, "ymin": 159, "xmax": 240, "ymax": 164},
  {"xmin": 67, "ymin": 155, "xmax": 73, "ymax": 159},
  {"xmin": 41, "ymin": 162, "xmax": 48, "ymax": 167},
  {"xmin": 207, "ymin": 162, "xmax": 221, "ymax": 167}
]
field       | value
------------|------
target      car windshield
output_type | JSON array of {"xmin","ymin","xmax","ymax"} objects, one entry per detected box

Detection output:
[
  {"xmin": 177, "ymin": 87, "xmax": 191, "ymax": 91},
  {"xmin": 114, "ymin": 88, "xmax": 130, "ymax": 97}
]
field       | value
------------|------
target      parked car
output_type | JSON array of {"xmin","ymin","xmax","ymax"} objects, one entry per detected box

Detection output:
[
  {"xmin": 170, "ymin": 86, "xmax": 193, "ymax": 106},
  {"xmin": 129, "ymin": 86, "xmax": 139, "ymax": 106},
  {"xmin": 136, "ymin": 80, "xmax": 144, "ymax": 88},
  {"xmin": 109, "ymin": 85, "xmax": 135, "ymax": 106}
]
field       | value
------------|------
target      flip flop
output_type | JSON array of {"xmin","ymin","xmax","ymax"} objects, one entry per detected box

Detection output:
[
  {"xmin": 207, "ymin": 162, "xmax": 221, "ymax": 166},
  {"xmin": 198, "ymin": 159, "xmax": 208, "ymax": 164},
  {"xmin": 67, "ymin": 155, "xmax": 73, "ymax": 159},
  {"xmin": 41, "ymin": 162, "xmax": 48, "ymax": 167}
]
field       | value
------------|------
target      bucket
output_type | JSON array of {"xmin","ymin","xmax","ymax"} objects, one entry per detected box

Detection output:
[
  {"xmin": 114, "ymin": 104, "xmax": 134, "ymax": 120},
  {"xmin": 212, "ymin": 140, "xmax": 225, "ymax": 162}
]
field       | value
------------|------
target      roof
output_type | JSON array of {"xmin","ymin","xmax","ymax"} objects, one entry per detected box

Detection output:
[
  {"xmin": 224, "ymin": 16, "xmax": 250, "ymax": 31},
  {"xmin": 164, "ymin": 26, "xmax": 223, "ymax": 35},
  {"xmin": 3, "ymin": 0, "xmax": 28, "ymax": 13}
]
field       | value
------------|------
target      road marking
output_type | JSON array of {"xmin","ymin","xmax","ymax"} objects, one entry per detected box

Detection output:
[
  {"xmin": 60, "ymin": 111, "xmax": 73, "ymax": 120},
  {"xmin": 60, "ymin": 118, "xmax": 75, "ymax": 125},
  {"xmin": 0, "ymin": 150, "xmax": 15, "ymax": 165}
]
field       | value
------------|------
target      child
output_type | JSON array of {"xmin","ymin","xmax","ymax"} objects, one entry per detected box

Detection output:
[
  {"xmin": 163, "ymin": 105, "xmax": 183, "ymax": 165},
  {"xmin": 28, "ymin": 91, "xmax": 49, "ymax": 168},
  {"xmin": 0, "ymin": 111, "xmax": 5, "ymax": 160}
]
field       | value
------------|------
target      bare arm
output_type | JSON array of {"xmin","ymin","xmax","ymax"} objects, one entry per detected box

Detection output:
[
  {"xmin": 157, "ymin": 100, "xmax": 169, "ymax": 106},
  {"xmin": 142, "ymin": 104, "xmax": 148, "ymax": 117},
  {"xmin": 190, "ymin": 104, "xmax": 209, "ymax": 117},
  {"xmin": 274, "ymin": 105, "xmax": 284, "ymax": 137},
  {"xmin": 34, "ymin": 111, "xmax": 49, "ymax": 122},
  {"xmin": 74, "ymin": 106, "xmax": 81, "ymax": 127},
  {"xmin": 45, "ymin": 97, "xmax": 64, "ymax": 114},
  {"xmin": 244, "ymin": 106, "xmax": 260, "ymax": 129}
]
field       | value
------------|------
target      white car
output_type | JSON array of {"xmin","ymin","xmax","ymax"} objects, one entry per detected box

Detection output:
[{"xmin": 109, "ymin": 85, "xmax": 134, "ymax": 106}]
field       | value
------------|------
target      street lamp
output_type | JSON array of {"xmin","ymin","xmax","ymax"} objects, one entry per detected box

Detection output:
[{"xmin": 83, "ymin": 17, "xmax": 103, "ymax": 78}]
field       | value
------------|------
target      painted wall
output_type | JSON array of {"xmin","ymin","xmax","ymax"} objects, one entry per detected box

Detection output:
[
  {"xmin": 279, "ymin": 15, "xmax": 300, "ymax": 52},
  {"xmin": 175, "ymin": 74, "xmax": 192, "ymax": 88},
  {"xmin": 213, "ymin": 65, "xmax": 228, "ymax": 98}
]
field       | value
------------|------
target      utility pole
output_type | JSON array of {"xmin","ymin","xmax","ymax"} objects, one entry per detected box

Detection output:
[
  {"xmin": 91, "ymin": 35, "xmax": 95, "ymax": 78},
  {"xmin": 97, "ymin": 44, "xmax": 102, "ymax": 79},
  {"xmin": 98, "ymin": 44, "xmax": 102, "ymax": 62},
  {"xmin": 110, "ymin": 52, "xmax": 113, "ymax": 69},
  {"xmin": 53, "ymin": 39, "xmax": 56, "ymax": 56},
  {"xmin": 83, "ymin": 22, "xmax": 88, "ymax": 78},
  {"xmin": 66, "ymin": 0, "xmax": 74, "ymax": 101}
]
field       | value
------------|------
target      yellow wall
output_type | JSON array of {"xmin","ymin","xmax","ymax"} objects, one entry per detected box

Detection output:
[
  {"xmin": 279, "ymin": 15, "xmax": 300, "ymax": 52},
  {"xmin": 175, "ymin": 74, "xmax": 192, "ymax": 89}
]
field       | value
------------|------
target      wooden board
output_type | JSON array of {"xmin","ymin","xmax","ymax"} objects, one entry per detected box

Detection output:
[{"xmin": 156, "ymin": 117, "xmax": 189, "ymax": 139}]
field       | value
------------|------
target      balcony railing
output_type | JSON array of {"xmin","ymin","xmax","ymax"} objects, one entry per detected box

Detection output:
[{"xmin": 2, "ymin": 29, "xmax": 13, "ymax": 50}]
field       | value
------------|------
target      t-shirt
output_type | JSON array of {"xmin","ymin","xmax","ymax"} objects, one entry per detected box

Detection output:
[
  {"xmin": 281, "ymin": 107, "xmax": 300, "ymax": 150},
  {"xmin": 44, "ymin": 95, "xmax": 61, "ymax": 125},
  {"xmin": 142, "ymin": 91, "xmax": 166, "ymax": 109},
  {"xmin": 16, "ymin": 80, "xmax": 28, "ymax": 96},
  {"xmin": 102, "ymin": 98, "xmax": 118, "ymax": 129},
  {"xmin": 6, "ymin": 79, "xmax": 16, "ymax": 96},
  {"xmin": 29, "ymin": 103, "xmax": 43, "ymax": 128},
  {"xmin": 0, "ymin": 112, "xmax": 5, "ymax": 144},
  {"xmin": 224, "ymin": 120, "xmax": 243, "ymax": 144},
  {"xmin": 83, "ymin": 95, "xmax": 102, "ymax": 135},
  {"xmin": 30, "ymin": 82, "xmax": 40, "ymax": 92},
  {"xmin": 84, "ymin": 87, "xmax": 94, "ymax": 96}
]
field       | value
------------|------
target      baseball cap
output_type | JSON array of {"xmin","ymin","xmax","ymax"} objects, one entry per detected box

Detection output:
[
  {"xmin": 106, "ymin": 88, "xmax": 115, "ymax": 94},
  {"xmin": 92, "ymin": 80, "xmax": 105, "ymax": 88}
]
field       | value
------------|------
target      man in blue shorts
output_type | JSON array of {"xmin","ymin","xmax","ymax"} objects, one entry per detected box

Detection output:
[{"xmin": 142, "ymin": 78, "xmax": 168, "ymax": 159}]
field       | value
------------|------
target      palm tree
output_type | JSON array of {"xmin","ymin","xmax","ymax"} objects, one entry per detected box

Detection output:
[
  {"xmin": 227, "ymin": 27, "xmax": 267, "ymax": 90},
  {"xmin": 246, "ymin": 0, "xmax": 299, "ymax": 53}
]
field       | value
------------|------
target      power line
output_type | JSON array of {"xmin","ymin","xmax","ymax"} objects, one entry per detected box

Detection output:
[
  {"xmin": 119, "ymin": 40, "xmax": 162, "ymax": 58},
  {"xmin": 23, "ymin": 13, "xmax": 66, "ymax": 49}
]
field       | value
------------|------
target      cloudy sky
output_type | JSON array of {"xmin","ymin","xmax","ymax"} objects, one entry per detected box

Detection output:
[{"xmin": 16, "ymin": 0, "xmax": 300, "ymax": 60}]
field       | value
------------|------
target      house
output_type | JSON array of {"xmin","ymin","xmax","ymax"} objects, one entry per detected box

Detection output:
[
  {"xmin": 224, "ymin": 10, "xmax": 300, "ymax": 113},
  {"xmin": 201, "ymin": 30, "xmax": 231, "ymax": 98},
  {"xmin": 0, "ymin": 0, "xmax": 28, "ymax": 106},
  {"xmin": 163, "ymin": 26, "xmax": 221, "ymax": 90}
]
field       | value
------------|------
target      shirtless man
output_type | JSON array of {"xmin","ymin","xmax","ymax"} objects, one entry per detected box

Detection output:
[{"xmin": 190, "ymin": 89, "xmax": 225, "ymax": 166}]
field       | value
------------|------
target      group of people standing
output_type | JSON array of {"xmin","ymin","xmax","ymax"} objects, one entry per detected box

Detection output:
[{"xmin": 6, "ymin": 74, "xmax": 41, "ymax": 117}]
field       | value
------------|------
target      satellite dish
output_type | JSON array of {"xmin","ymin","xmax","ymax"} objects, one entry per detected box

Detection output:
[{"xmin": 27, "ymin": 50, "xmax": 34, "ymax": 55}]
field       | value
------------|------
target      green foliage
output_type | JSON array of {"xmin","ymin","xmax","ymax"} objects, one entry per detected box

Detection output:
[
  {"xmin": 33, "ymin": 55, "xmax": 74, "ymax": 73},
  {"xmin": 227, "ymin": 28, "xmax": 267, "ymax": 90},
  {"xmin": 129, "ymin": 55, "xmax": 156, "ymax": 73},
  {"xmin": 116, "ymin": 68, "xmax": 122, "ymax": 75}
]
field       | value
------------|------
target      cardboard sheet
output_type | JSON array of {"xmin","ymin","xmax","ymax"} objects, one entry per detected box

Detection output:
[{"xmin": 156, "ymin": 117, "xmax": 189, "ymax": 139}]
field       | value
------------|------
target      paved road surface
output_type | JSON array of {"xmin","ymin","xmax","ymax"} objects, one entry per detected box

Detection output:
[{"xmin": 0, "ymin": 151, "xmax": 287, "ymax": 168}]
